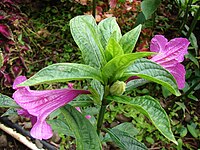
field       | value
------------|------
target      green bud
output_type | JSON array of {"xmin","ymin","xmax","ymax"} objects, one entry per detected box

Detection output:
[{"xmin": 110, "ymin": 81, "xmax": 126, "ymax": 96}]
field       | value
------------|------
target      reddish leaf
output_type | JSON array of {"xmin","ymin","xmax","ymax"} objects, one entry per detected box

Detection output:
[
  {"xmin": 0, "ymin": 16, "xmax": 4, "ymax": 20},
  {"xmin": 109, "ymin": 0, "xmax": 118, "ymax": 8},
  {"xmin": 20, "ymin": 45, "xmax": 30, "ymax": 53},
  {"xmin": 3, "ymin": 73, "xmax": 12, "ymax": 87},
  {"xmin": 4, "ymin": 45, "xmax": 10, "ymax": 52},
  {"xmin": 0, "ymin": 24, "xmax": 12, "ymax": 39},
  {"xmin": 3, "ymin": 55, "xmax": 9, "ymax": 64},
  {"xmin": 11, "ymin": 65, "xmax": 22, "ymax": 77}
]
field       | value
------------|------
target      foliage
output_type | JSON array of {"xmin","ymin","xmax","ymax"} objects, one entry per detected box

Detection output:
[
  {"xmin": 11, "ymin": 15, "xmax": 182, "ymax": 149},
  {"xmin": 0, "ymin": 0, "xmax": 30, "ymax": 93}
]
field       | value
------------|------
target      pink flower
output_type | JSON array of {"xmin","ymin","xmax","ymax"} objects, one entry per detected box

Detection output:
[
  {"xmin": 12, "ymin": 76, "xmax": 90, "ymax": 140},
  {"xmin": 150, "ymin": 35, "xmax": 190, "ymax": 89}
]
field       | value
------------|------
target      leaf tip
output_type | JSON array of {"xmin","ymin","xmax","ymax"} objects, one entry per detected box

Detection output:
[
  {"xmin": 18, "ymin": 80, "xmax": 32, "ymax": 87},
  {"xmin": 175, "ymin": 91, "xmax": 181, "ymax": 96},
  {"xmin": 173, "ymin": 140, "xmax": 178, "ymax": 145}
]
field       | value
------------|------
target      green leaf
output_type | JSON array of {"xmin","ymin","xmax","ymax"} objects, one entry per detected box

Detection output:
[
  {"xmin": 104, "ymin": 122, "xmax": 139, "ymax": 142},
  {"xmin": 102, "ymin": 52, "xmax": 153, "ymax": 83},
  {"xmin": 90, "ymin": 79, "xmax": 104, "ymax": 103},
  {"xmin": 141, "ymin": 0, "xmax": 161, "ymax": 19},
  {"xmin": 119, "ymin": 24, "xmax": 142, "ymax": 53},
  {"xmin": 124, "ymin": 58, "xmax": 180, "ymax": 96},
  {"xmin": 105, "ymin": 37, "xmax": 124, "ymax": 61},
  {"xmin": 106, "ymin": 95, "xmax": 178, "ymax": 145},
  {"xmin": 70, "ymin": 15, "xmax": 106, "ymax": 69},
  {"xmin": 60, "ymin": 105, "xmax": 102, "ymax": 150},
  {"xmin": 145, "ymin": 136, "xmax": 154, "ymax": 144},
  {"xmin": 177, "ymin": 139, "xmax": 183, "ymax": 150},
  {"xmin": 135, "ymin": 12, "xmax": 146, "ymax": 27},
  {"xmin": 70, "ymin": 95, "xmax": 94, "ymax": 107},
  {"xmin": 0, "ymin": 94, "xmax": 19, "ymax": 108},
  {"xmin": 126, "ymin": 79, "xmax": 149, "ymax": 91},
  {"xmin": 18, "ymin": 34, "xmax": 25, "ymax": 45},
  {"xmin": 1, "ymin": 108, "xmax": 18, "ymax": 117},
  {"xmin": 183, "ymin": 25, "xmax": 198, "ymax": 56},
  {"xmin": 112, "ymin": 122, "xmax": 139, "ymax": 136},
  {"xmin": 175, "ymin": 102, "xmax": 186, "ymax": 116},
  {"xmin": 189, "ymin": 32, "xmax": 198, "ymax": 56},
  {"xmin": 19, "ymin": 63, "xmax": 103, "ymax": 86},
  {"xmin": 178, "ymin": 126, "xmax": 187, "ymax": 138},
  {"xmin": 48, "ymin": 119, "xmax": 74, "ymax": 137},
  {"xmin": 105, "ymin": 128, "xmax": 147, "ymax": 150},
  {"xmin": 0, "ymin": 51, "xmax": 3, "ymax": 68},
  {"xmin": 187, "ymin": 92, "xmax": 198, "ymax": 101},
  {"xmin": 162, "ymin": 86, "xmax": 172, "ymax": 98},
  {"xmin": 98, "ymin": 17, "xmax": 122, "ymax": 49},
  {"xmin": 185, "ymin": 53, "xmax": 199, "ymax": 68},
  {"xmin": 187, "ymin": 124, "xmax": 198, "ymax": 138}
]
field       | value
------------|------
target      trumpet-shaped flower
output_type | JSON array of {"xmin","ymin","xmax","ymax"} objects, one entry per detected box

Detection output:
[
  {"xmin": 12, "ymin": 76, "xmax": 90, "ymax": 140},
  {"xmin": 150, "ymin": 35, "xmax": 190, "ymax": 89}
]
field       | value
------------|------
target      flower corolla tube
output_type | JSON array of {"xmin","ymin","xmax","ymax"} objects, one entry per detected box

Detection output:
[{"xmin": 12, "ymin": 76, "xmax": 90, "ymax": 140}]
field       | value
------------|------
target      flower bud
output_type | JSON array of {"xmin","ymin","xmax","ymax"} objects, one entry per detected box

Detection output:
[{"xmin": 110, "ymin": 81, "xmax": 126, "ymax": 96}]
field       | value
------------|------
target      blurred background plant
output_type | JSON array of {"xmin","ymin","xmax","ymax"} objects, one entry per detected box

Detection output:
[{"xmin": 0, "ymin": 0, "xmax": 30, "ymax": 95}]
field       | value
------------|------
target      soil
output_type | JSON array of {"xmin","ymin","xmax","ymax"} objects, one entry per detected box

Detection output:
[{"xmin": 0, "ymin": 130, "xmax": 31, "ymax": 150}]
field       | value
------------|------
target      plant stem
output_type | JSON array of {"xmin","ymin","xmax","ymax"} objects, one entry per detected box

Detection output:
[
  {"xmin": 152, "ymin": 12, "xmax": 156, "ymax": 26},
  {"xmin": 165, "ymin": 10, "xmax": 183, "ymax": 32},
  {"xmin": 186, "ymin": 6, "xmax": 200, "ymax": 38},
  {"xmin": 166, "ymin": 80, "xmax": 200, "ymax": 110},
  {"xmin": 92, "ymin": 0, "xmax": 96, "ymax": 18},
  {"xmin": 96, "ymin": 98, "xmax": 107, "ymax": 135},
  {"xmin": 179, "ymin": 0, "xmax": 193, "ymax": 33}
]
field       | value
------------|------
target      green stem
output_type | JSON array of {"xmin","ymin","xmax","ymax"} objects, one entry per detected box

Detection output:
[
  {"xmin": 179, "ymin": 0, "xmax": 193, "ymax": 33},
  {"xmin": 96, "ymin": 98, "xmax": 107, "ymax": 135},
  {"xmin": 92, "ymin": 0, "xmax": 96, "ymax": 18},
  {"xmin": 166, "ymin": 80, "xmax": 200, "ymax": 110},
  {"xmin": 165, "ymin": 10, "xmax": 183, "ymax": 32},
  {"xmin": 186, "ymin": 6, "xmax": 200, "ymax": 38}
]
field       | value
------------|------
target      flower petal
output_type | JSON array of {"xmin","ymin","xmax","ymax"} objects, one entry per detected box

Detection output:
[
  {"xmin": 151, "ymin": 38, "xmax": 189, "ymax": 63},
  {"xmin": 164, "ymin": 38, "xmax": 189, "ymax": 62},
  {"xmin": 166, "ymin": 63, "xmax": 186, "ymax": 89},
  {"xmin": 85, "ymin": 115, "xmax": 91, "ymax": 119},
  {"xmin": 30, "ymin": 120, "xmax": 53, "ymax": 140},
  {"xmin": 150, "ymin": 35, "xmax": 168, "ymax": 53},
  {"xmin": 13, "ymin": 76, "xmax": 27, "ymax": 90},
  {"xmin": 12, "ymin": 76, "xmax": 90, "ymax": 139}
]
